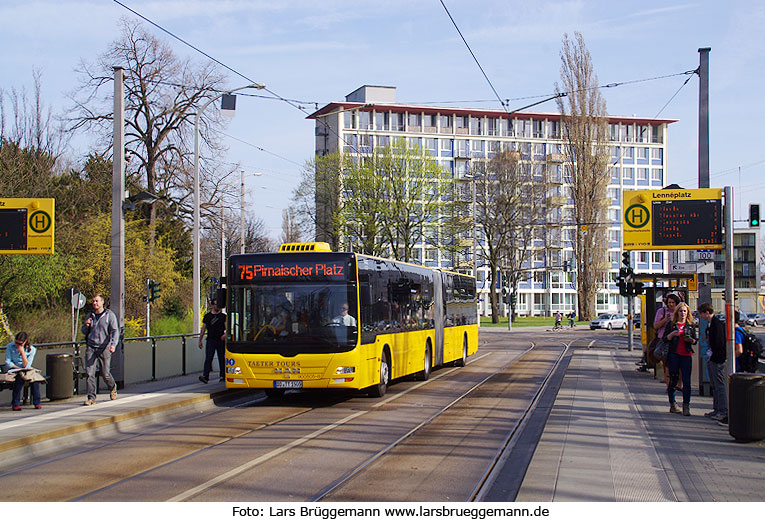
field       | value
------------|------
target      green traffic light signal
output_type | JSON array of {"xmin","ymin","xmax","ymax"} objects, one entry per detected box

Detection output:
[
  {"xmin": 148, "ymin": 279, "xmax": 161, "ymax": 302},
  {"xmin": 750, "ymin": 204, "xmax": 760, "ymax": 227}
]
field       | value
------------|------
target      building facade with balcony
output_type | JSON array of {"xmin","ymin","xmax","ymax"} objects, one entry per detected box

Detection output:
[
  {"xmin": 309, "ymin": 85, "xmax": 675, "ymax": 317},
  {"xmin": 684, "ymin": 227, "xmax": 762, "ymax": 314}
]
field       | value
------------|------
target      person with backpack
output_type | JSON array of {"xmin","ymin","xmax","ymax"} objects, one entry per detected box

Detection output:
[
  {"xmin": 735, "ymin": 311, "xmax": 763, "ymax": 374},
  {"xmin": 697, "ymin": 303, "xmax": 727, "ymax": 423}
]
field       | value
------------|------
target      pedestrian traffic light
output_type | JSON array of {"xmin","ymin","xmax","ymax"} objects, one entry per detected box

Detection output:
[
  {"xmin": 631, "ymin": 282, "xmax": 645, "ymax": 296},
  {"xmin": 622, "ymin": 251, "xmax": 631, "ymax": 268},
  {"xmin": 148, "ymin": 279, "xmax": 161, "ymax": 302},
  {"xmin": 749, "ymin": 204, "xmax": 760, "ymax": 227},
  {"xmin": 563, "ymin": 261, "xmax": 569, "ymax": 272}
]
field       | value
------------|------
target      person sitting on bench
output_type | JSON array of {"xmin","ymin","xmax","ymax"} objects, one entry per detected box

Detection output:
[{"xmin": 5, "ymin": 332, "xmax": 42, "ymax": 411}]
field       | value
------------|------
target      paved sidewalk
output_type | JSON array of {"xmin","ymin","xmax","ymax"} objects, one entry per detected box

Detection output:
[{"xmin": 515, "ymin": 339, "xmax": 765, "ymax": 502}]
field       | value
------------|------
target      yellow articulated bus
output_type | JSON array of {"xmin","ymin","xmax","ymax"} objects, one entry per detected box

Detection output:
[{"xmin": 223, "ymin": 243, "xmax": 478, "ymax": 397}]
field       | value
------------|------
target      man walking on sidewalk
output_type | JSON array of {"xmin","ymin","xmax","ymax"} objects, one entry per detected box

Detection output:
[
  {"xmin": 81, "ymin": 294, "xmax": 119, "ymax": 405},
  {"xmin": 697, "ymin": 303, "xmax": 728, "ymax": 424},
  {"xmin": 198, "ymin": 299, "xmax": 226, "ymax": 383}
]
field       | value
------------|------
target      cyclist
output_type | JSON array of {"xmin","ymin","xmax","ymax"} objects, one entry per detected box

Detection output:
[{"xmin": 554, "ymin": 311, "xmax": 562, "ymax": 330}]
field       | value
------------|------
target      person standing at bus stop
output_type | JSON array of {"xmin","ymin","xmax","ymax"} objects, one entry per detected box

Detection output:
[
  {"xmin": 199, "ymin": 299, "xmax": 226, "ymax": 383},
  {"xmin": 81, "ymin": 294, "xmax": 119, "ymax": 405},
  {"xmin": 664, "ymin": 302, "xmax": 697, "ymax": 416},
  {"xmin": 696, "ymin": 303, "xmax": 727, "ymax": 423}
]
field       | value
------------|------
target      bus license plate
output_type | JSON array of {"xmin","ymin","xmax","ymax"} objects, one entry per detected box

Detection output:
[{"xmin": 274, "ymin": 380, "xmax": 302, "ymax": 389}]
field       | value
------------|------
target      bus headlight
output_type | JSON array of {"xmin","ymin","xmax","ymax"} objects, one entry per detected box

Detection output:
[
  {"xmin": 336, "ymin": 366, "xmax": 355, "ymax": 374},
  {"xmin": 226, "ymin": 366, "xmax": 241, "ymax": 375}
]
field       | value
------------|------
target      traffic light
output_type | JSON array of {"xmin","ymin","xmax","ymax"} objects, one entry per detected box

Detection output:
[
  {"xmin": 621, "ymin": 251, "xmax": 633, "ymax": 279},
  {"xmin": 749, "ymin": 204, "xmax": 760, "ymax": 227},
  {"xmin": 617, "ymin": 276, "xmax": 628, "ymax": 296},
  {"xmin": 631, "ymin": 282, "xmax": 645, "ymax": 296},
  {"xmin": 148, "ymin": 279, "xmax": 161, "ymax": 302},
  {"xmin": 563, "ymin": 261, "xmax": 568, "ymax": 272}
]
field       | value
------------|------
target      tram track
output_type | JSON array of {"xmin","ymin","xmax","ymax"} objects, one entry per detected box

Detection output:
[
  {"xmin": 313, "ymin": 339, "xmax": 580, "ymax": 502},
  {"xmin": 0, "ymin": 333, "xmax": 580, "ymax": 502}
]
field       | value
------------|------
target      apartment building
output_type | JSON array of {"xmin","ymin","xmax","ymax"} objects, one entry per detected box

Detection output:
[
  {"xmin": 308, "ymin": 85, "xmax": 675, "ymax": 316},
  {"xmin": 683, "ymin": 227, "xmax": 762, "ymax": 314}
]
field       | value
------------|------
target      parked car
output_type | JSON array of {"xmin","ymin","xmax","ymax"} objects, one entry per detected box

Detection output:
[
  {"xmin": 746, "ymin": 313, "xmax": 765, "ymax": 327},
  {"xmin": 714, "ymin": 310, "xmax": 748, "ymax": 324},
  {"xmin": 590, "ymin": 313, "xmax": 629, "ymax": 330}
]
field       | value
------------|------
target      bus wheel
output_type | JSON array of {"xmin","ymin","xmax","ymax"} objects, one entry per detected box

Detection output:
[
  {"xmin": 416, "ymin": 342, "xmax": 432, "ymax": 381},
  {"xmin": 455, "ymin": 335, "xmax": 468, "ymax": 367},
  {"xmin": 368, "ymin": 350, "xmax": 390, "ymax": 398},
  {"xmin": 265, "ymin": 388, "xmax": 285, "ymax": 399}
]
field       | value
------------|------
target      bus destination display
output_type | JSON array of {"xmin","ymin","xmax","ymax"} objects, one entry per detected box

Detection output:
[
  {"xmin": 0, "ymin": 209, "xmax": 27, "ymax": 251},
  {"xmin": 652, "ymin": 199, "xmax": 721, "ymax": 247}
]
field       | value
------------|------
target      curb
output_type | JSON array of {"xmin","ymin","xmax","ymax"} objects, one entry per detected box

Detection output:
[{"xmin": 0, "ymin": 387, "xmax": 235, "ymax": 456}]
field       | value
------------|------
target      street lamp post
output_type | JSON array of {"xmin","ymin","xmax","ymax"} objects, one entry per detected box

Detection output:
[{"xmin": 193, "ymin": 84, "xmax": 264, "ymax": 334}]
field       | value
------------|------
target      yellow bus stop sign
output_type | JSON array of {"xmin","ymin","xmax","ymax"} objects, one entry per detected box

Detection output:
[
  {"xmin": 623, "ymin": 189, "xmax": 722, "ymax": 250},
  {"xmin": 0, "ymin": 198, "xmax": 55, "ymax": 254}
]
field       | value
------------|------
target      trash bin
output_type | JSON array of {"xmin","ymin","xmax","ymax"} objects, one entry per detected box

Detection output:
[
  {"xmin": 46, "ymin": 353, "xmax": 74, "ymax": 401},
  {"xmin": 728, "ymin": 373, "xmax": 765, "ymax": 442}
]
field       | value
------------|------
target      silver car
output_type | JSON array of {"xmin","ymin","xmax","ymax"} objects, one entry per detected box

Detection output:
[
  {"xmin": 746, "ymin": 313, "xmax": 765, "ymax": 327},
  {"xmin": 590, "ymin": 313, "xmax": 628, "ymax": 330}
]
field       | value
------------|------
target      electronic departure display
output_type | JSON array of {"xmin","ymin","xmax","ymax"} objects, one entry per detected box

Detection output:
[
  {"xmin": 622, "ymin": 189, "xmax": 723, "ymax": 250},
  {"xmin": 0, "ymin": 209, "xmax": 27, "ymax": 250},
  {"xmin": 652, "ymin": 199, "xmax": 722, "ymax": 247}
]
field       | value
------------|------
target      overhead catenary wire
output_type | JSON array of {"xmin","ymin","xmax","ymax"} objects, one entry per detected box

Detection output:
[
  {"xmin": 111, "ymin": 0, "xmax": 360, "ymax": 155},
  {"xmin": 438, "ymin": 0, "xmax": 509, "ymax": 112}
]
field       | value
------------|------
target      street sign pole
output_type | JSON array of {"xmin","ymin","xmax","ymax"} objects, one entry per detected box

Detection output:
[
  {"xmin": 627, "ymin": 288, "xmax": 634, "ymax": 354},
  {"xmin": 724, "ymin": 186, "xmax": 735, "ymax": 372},
  {"xmin": 698, "ymin": 47, "xmax": 712, "ymax": 307}
]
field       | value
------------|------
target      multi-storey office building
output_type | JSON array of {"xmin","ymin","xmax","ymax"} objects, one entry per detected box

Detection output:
[
  {"xmin": 684, "ymin": 227, "xmax": 762, "ymax": 314},
  {"xmin": 309, "ymin": 85, "xmax": 675, "ymax": 316}
]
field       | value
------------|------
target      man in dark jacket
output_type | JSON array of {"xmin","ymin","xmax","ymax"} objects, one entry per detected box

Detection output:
[
  {"xmin": 81, "ymin": 294, "xmax": 120, "ymax": 405},
  {"xmin": 697, "ymin": 303, "xmax": 727, "ymax": 422}
]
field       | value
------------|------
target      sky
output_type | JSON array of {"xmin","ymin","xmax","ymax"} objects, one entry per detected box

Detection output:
[{"xmin": 2, "ymin": 0, "xmax": 764, "ymax": 240}]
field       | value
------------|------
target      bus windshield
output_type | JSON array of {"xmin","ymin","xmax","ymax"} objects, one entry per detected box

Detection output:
[{"xmin": 228, "ymin": 281, "xmax": 358, "ymax": 354}]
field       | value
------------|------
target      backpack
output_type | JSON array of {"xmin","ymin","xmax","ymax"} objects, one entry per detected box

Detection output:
[{"xmin": 739, "ymin": 327, "xmax": 763, "ymax": 373}]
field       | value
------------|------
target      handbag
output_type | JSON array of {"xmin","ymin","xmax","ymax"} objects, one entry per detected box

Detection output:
[{"xmin": 652, "ymin": 338, "xmax": 668, "ymax": 361}]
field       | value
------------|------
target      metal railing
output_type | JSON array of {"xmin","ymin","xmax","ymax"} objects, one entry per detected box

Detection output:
[
  {"xmin": 1, "ymin": 334, "xmax": 204, "ymax": 403},
  {"xmin": 30, "ymin": 333, "xmax": 200, "ymax": 384}
]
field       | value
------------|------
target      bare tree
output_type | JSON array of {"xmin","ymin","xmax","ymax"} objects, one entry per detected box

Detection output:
[
  {"xmin": 473, "ymin": 151, "xmax": 546, "ymax": 323},
  {"xmin": 68, "ymin": 18, "xmax": 234, "ymax": 243},
  {"xmin": 556, "ymin": 32, "xmax": 611, "ymax": 320},
  {"xmin": 280, "ymin": 209, "xmax": 301, "ymax": 245}
]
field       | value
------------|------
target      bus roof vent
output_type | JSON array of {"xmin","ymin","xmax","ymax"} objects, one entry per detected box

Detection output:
[{"xmin": 278, "ymin": 242, "xmax": 332, "ymax": 253}]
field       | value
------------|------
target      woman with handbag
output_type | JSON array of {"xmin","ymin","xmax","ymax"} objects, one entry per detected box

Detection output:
[
  {"xmin": 664, "ymin": 302, "xmax": 698, "ymax": 416},
  {"xmin": 652, "ymin": 293, "xmax": 679, "ymax": 387}
]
